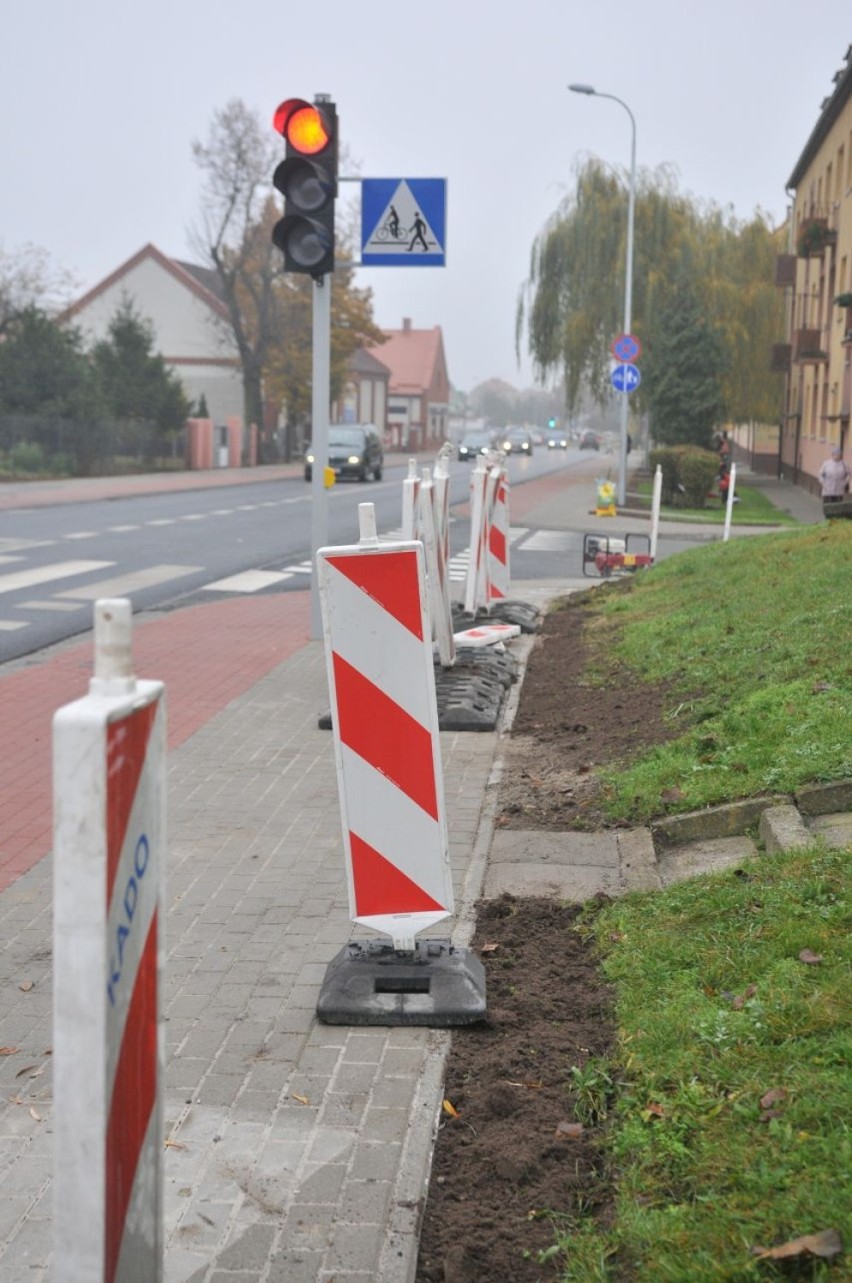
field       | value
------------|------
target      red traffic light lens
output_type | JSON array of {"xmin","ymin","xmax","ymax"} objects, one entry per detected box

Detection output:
[{"xmin": 272, "ymin": 99, "xmax": 330, "ymax": 154}]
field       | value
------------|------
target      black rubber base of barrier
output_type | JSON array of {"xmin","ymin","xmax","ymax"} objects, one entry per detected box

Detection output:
[
  {"xmin": 433, "ymin": 646, "xmax": 518, "ymax": 730},
  {"xmin": 452, "ymin": 599, "xmax": 541, "ymax": 634},
  {"xmin": 316, "ymin": 938, "xmax": 486, "ymax": 1026}
]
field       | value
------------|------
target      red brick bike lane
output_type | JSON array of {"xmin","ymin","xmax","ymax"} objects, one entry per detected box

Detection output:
[{"xmin": 0, "ymin": 592, "xmax": 310, "ymax": 892}]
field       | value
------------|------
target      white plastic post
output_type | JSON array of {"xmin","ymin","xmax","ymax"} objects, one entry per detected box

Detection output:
[
  {"xmin": 723, "ymin": 462, "xmax": 737, "ymax": 543},
  {"xmin": 433, "ymin": 446, "xmax": 452, "ymax": 571},
  {"xmin": 53, "ymin": 600, "xmax": 166, "ymax": 1283},
  {"xmin": 401, "ymin": 458, "xmax": 421, "ymax": 541},
  {"xmin": 358, "ymin": 501, "xmax": 379, "ymax": 545},
  {"xmin": 317, "ymin": 541, "xmax": 453, "ymax": 952},
  {"xmin": 649, "ymin": 464, "xmax": 663, "ymax": 562},
  {"xmin": 464, "ymin": 458, "xmax": 488, "ymax": 616},
  {"xmin": 420, "ymin": 469, "xmax": 455, "ymax": 668}
]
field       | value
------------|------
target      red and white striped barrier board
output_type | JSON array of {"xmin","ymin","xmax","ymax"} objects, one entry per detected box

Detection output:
[
  {"xmin": 318, "ymin": 515, "xmax": 453, "ymax": 950},
  {"xmin": 463, "ymin": 458, "xmax": 491, "ymax": 615},
  {"xmin": 433, "ymin": 445, "xmax": 452, "ymax": 571},
  {"xmin": 488, "ymin": 467, "xmax": 510, "ymax": 601},
  {"xmin": 53, "ymin": 600, "xmax": 166, "ymax": 1283}
]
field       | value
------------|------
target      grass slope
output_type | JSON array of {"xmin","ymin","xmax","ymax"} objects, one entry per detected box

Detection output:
[{"xmin": 581, "ymin": 522, "xmax": 852, "ymax": 823}]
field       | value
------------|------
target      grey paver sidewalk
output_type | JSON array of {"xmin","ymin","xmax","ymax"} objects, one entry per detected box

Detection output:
[{"xmin": 0, "ymin": 634, "xmax": 497, "ymax": 1282}]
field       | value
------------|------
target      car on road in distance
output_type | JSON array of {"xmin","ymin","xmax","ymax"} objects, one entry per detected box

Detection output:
[
  {"xmin": 579, "ymin": 430, "xmax": 600, "ymax": 451},
  {"xmin": 457, "ymin": 430, "xmax": 496, "ymax": 461},
  {"xmin": 546, "ymin": 429, "xmax": 568, "ymax": 449},
  {"xmin": 500, "ymin": 427, "xmax": 534, "ymax": 455},
  {"xmin": 304, "ymin": 423, "xmax": 384, "ymax": 482}
]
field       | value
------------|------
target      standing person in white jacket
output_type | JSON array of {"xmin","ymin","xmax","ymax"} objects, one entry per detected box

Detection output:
[{"xmin": 818, "ymin": 446, "xmax": 851, "ymax": 504}]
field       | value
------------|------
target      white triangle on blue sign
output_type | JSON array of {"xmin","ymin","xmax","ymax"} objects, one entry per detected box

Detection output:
[{"xmin": 363, "ymin": 180, "xmax": 441, "ymax": 256}]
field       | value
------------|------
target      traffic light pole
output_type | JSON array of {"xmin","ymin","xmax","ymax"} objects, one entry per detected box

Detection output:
[{"xmin": 310, "ymin": 274, "xmax": 331, "ymax": 640}]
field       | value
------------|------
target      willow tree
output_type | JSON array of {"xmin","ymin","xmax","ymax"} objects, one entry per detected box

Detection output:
[{"xmin": 517, "ymin": 157, "xmax": 785, "ymax": 426}]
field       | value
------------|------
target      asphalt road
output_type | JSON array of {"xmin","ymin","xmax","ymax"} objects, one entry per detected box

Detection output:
[{"xmin": 0, "ymin": 447, "xmax": 601, "ymax": 664}]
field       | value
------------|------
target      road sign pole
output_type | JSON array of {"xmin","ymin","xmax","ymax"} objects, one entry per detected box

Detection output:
[{"xmin": 310, "ymin": 275, "xmax": 331, "ymax": 640}]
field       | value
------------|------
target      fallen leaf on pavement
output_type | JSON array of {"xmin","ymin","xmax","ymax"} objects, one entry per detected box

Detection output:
[
  {"xmin": 15, "ymin": 1065, "xmax": 43, "ymax": 1080},
  {"xmin": 480, "ymin": 942, "xmax": 500, "ymax": 954},
  {"xmin": 442, "ymin": 1099, "xmax": 460, "ymax": 1118},
  {"xmin": 0, "ymin": 1047, "xmax": 18, "ymax": 1056},
  {"xmin": 29, "ymin": 1107, "xmax": 42, "ymax": 1122},
  {"xmin": 18, "ymin": 981, "xmax": 34, "ymax": 992},
  {"xmin": 751, "ymin": 1228, "xmax": 843, "ymax": 1261},
  {"xmin": 554, "ymin": 1121, "xmax": 584, "ymax": 1139},
  {"xmin": 291, "ymin": 1093, "xmax": 310, "ymax": 1106},
  {"xmin": 164, "ymin": 1138, "xmax": 187, "ymax": 1150},
  {"xmin": 798, "ymin": 949, "xmax": 824, "ymax": 965}
]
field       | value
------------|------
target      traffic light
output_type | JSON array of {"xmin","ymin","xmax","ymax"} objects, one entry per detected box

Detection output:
[
  {"xmin": 548, "ymin": 417, "xmax": 556, "ymax": 429},
  {"xmin": 272, "ymin": 96, "xmax": 338, "ymax": 278}
]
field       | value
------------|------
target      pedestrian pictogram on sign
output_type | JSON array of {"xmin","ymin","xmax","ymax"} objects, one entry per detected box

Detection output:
[{"xmin": 361, "ymin": 178, "xmax": 446, "ymax": 266}]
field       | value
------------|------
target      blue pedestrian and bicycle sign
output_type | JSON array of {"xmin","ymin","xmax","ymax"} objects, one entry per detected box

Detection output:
[
  {"xmin": 611, "ymin": 363, "xmax": 641, "ymax": 393},
  {"xmin": 361, "ymin": 178, "xmax": 446, "ymax": 266}
]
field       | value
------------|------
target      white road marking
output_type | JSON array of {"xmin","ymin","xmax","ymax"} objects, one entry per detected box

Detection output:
[
  {"xmin": 65, "ymin": 531, "xmax": 98, "ymax": 540},
  {"xmin": 281, "ymin": 562, "xmax": 312, "ymax": 575},
  {"xmin": 202, "ymin": 570, "xmax": 294, "ymax": 593},
  {"xmin": 521, "ymin": 530, "xmax": 575, "ymax": 552},
  {"xmin": 0, "ymin": 620, "xmax": 28, "ymax": 631},
  {"xmin": 0, "ymin": 538, "xmax": 54, "ymax": 553},
  {"xmin": 108, "ymin": 525, "xmax": 141, "ymax": 533},
  {"xmin": 0, "ymin": 560, "xmax": 112, "ymax": 595},
  {"xmin": 147, "ymin": 518, "xmax": 176, "ymax": 526},
  {"xmin": 17, "ymin": 600, "xmax": 85, "ymax": 612},
  {"xmin": 55, "ymin": 564, "xmax": 202, "ymax": 600}
]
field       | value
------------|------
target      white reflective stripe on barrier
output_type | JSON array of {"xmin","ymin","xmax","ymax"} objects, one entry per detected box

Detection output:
[
  {"xmin": 317, "ymin": 534, "xmax": 452, "ymax": 950},
  {"xmin": 454, "ymin": 622, "xmax": 521, "ymax": 648},
  {"xmin": 488, "ymin": 468, "xmax": 510, "ymax": 600},
  {"xmin": 433, "ymin": 448, "xmax": 452, "ymax": 571},
  {"xmin": 53, "ymin": 600, "xmax": 165, "ymax": 1283},
  {"xmin": 420, "ymin": 471, "xmax": 456, "ymax": 668},
  {"xmin": 401, "ymin": 458, "xmax": 421, "ymax": 541}
]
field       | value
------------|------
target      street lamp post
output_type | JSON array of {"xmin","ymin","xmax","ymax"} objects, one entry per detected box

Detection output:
[{"xmin": 568, "ymin": 83, "xmax": 636, "ymax": 508}]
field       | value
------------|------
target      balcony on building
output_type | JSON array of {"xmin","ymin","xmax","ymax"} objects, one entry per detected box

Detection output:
[
  {"xmin": 793, "ymin": 328, "xmax": 828, "ymax": 362},
  {"xmin": 796, "ymin": 214, "xmax": 838, "ymax": 258}
]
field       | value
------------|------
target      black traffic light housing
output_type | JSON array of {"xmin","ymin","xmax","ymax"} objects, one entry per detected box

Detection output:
[{"xmin": 272, "ymin": 96, "xmax": 338, "ymax": 278}]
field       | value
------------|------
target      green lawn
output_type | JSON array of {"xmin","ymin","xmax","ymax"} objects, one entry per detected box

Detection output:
[
  {"xmin": 539, "ymin": 522, "xmax": 852, "ymax": 1281},
  {"xmin": 550, "ymin": 845, "xmax": 851, "ymax": 1282},
  {"xmin": 635, "ymin": 480, "xmax": 800, "ymax": 526},
  {"xmin": 578, "ymin": 522, "xmax": 852, "ymax": 823}
]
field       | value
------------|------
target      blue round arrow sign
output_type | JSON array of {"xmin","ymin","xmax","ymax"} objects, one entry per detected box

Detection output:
[{"xmin": 611, "ymin": 363, "xmax": 641, "ymax": 393}]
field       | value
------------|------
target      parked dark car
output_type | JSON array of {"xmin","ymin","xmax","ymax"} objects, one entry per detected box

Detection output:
[
  {"xmin": 579, "ymin": 430, "xmax": 600, "ymax": 451},
  {"xmin": 458, "ymin": 430, "xmax": 495, "ymax": 461},
  {"xmin": 304, "ymin": 424, "xmax": 384, "ymax": 482},
  {"xmin": 546, "ymin": 429, "xmax": 568, "ymax": 449},
  {"xmin": 500, "ymin": 427, "xmax": 534, "ymax": 455}
]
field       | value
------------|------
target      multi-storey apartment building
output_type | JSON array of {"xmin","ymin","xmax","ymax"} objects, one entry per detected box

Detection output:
[{"xmin": 775, "ymin": 46, "xmax": 852, "ymax": 492}]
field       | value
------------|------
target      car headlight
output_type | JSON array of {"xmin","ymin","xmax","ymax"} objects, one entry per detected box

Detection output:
[
  {"xmin": 502, "ymin": 441, "xmax": 510, "ymax": 450},
  {"xmin": 460, "ymin": 446, "xmax": 469, "ymax": 454},
  {"xmin": 306, "ymin": 453, "xmax": 315, "ymax": 464},
  {"xmin": 348, "ymin": 455, "xmax": 361, "ymax": 464},
  {"xmin": 522, "ymin": 442, "xmax": 530, "ymax": 450}
]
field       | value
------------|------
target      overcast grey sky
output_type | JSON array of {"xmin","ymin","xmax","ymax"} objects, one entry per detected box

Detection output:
[{"xmin": 3, "ymin": 1, "xmax": 849, "ymax": 391}]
